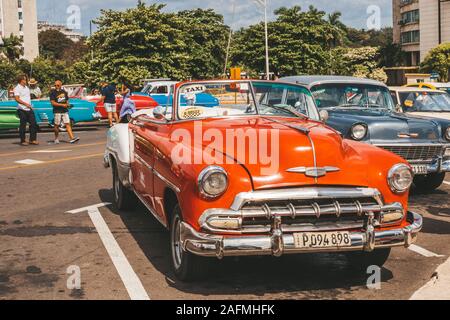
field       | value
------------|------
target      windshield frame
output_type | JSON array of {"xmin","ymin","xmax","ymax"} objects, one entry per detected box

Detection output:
[
  {"xmin": 310, "ymin": 83, "xmax": 396, "ymax": 112},
  {"xmin": 172, "ymin": 80, "xmax": 320, "ymax": 122}
]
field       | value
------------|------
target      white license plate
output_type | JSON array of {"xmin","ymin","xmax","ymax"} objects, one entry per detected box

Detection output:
[
  {"xmin": 412, "ymin": 165, "xmax": 428, "ymax": 175},
  {"xmin": 293, "ymin": 231, "xmax": 352, "ymax": 249}
]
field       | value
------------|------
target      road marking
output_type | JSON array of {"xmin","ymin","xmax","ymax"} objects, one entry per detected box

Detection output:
[
  {"xmin": 408, "ymin": 244, "xmax": 444, "ymax": 258},
  {"xmin": 14, "ymin": 159, "xmax": 44, "ymax": 165},
  {"xmin": 410, "ymin": 256, "xmax": 450, "ymax": 300},
  {"xmin": 0, "ymin": 142, "xmax": 105, "ymax": 158},
  {"xmin": 29, "ymin": 149, "xmax": 71, "ymax": 154},
  {"xmin": 67, "ymin": 203, "xmax": 150, "ymax": 300},
  {"xmin": 443, "ymin": 181, "xmax": 450, "ymax": 186},
  {"xmin": 0, "ymin": 153, "xmax": 103, "ymax": 171}
]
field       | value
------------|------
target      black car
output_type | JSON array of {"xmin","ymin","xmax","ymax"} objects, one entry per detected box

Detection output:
[{"xmin": 281, "ymin": 76, "xmax": 450, "ymax": 192}]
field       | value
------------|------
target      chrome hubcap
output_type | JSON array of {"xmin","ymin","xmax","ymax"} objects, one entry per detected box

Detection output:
[
  {"xmin": 113, "ymin": 169, "xmax": 120, "ymax": 202},
  {"xmin": 171, "ymin": 216, "xmax": 183, "ymax": 270}
]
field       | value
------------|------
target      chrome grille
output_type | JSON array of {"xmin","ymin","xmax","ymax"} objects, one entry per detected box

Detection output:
[
  {"xmin": 379, "ymin": 145, "xmax": 443, "ymax": 162},
  {"xmin": 240, "ymin": 197, "xmax": 387, "ymax": 233},
  {"xmin": 200, "ymin": 188, "xmax": 404, "ymax": 234}
]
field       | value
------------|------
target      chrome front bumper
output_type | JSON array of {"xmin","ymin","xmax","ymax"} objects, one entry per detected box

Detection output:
[
  {"xmin": 411, "ymin": 159, "xmax": 450, "ymax": 174},
  {"xmin": 180, "ymin": 211, "xmax": 423, "ymax": 259}
]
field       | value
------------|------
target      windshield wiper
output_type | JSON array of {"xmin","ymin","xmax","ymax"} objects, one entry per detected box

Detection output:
[{"xmin": 261, "ymin": 104, "xmax": 309, "ymax": 119}]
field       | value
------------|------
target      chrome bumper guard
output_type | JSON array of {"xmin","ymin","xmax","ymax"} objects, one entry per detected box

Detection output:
[
  {"xmin": 180, "ymin": 211, "xmax": 423, "ymax": 259},
  {"xmin": 413, "ymin": 159, "xmax": 450, "ymax": 174}
]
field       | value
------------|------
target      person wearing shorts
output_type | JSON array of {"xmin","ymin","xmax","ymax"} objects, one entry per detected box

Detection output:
[
  {"xmin": 101, "ymin": 82, "xmax": 118, "ymax": 127},
  {"xmin": 50, "ymin": 80, "xmax": 80, "ymax": 144}
]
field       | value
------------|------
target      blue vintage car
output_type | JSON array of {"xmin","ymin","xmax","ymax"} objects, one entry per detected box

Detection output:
[
  {"xmin": 134, "ymin": 80, "xmax": 219, "ymax": 107},
  {"xmin": 282, "ymin": 75, "xmax": 450, "ymax": 192},
  {"xmin": 0, "ymin": 98, "xmax": 100, "ymax": 129}
]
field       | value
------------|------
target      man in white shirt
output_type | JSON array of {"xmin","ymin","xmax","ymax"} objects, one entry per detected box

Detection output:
[{"xmin": 14, "ymin": 75, "xmax": 39, "ymax": 146}]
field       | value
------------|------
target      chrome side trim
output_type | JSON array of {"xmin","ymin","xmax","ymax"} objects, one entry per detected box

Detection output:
[
  {"xmin": 230, "ymin": 187, "xmax": 381, "ymax": 211},
  {"xmin": 134, "ymin": 191, "xmax": 168, "ymax": 228},
  {"xmin": 134, "ymin": 153, "xmax": 181, "ymax": 193},
  {"xmin": 154, "ymin": 169, "xmax": 181, "ymax": 193}
]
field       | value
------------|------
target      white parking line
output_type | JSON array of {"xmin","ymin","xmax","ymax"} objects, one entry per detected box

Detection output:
[
  {"xmin": 67, "ymin": 203, "xmax": 150, "ymax": 300},
  {"xmin": 443, "ymin": 181, "xmax": 450, "ymax": 186},
  {"xmin": 14, "ymin": 159, "xmax": 44, "ymax": 165},
  {"xmin": 29, "ymin": 149, "xmax": 71, "ymax": 154},
  {"xmin": 410, "ymin": 257, "xmax": 450, "ymax": 300},
  {"xmin": 408, "ymin": 244, "xmax": 444, "ymax": 258}
]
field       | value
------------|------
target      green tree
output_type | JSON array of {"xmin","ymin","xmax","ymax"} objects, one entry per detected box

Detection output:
[
  {"xmin": 38, "ymin": 30, "xmax": 74, "ymax": 60},
  {"xmin": 89, "ymin": 3, "xmax": 192, "ymax": 86},
  {"xmin": 421, "ymin": 42, "xmax": 450, "ymax": 82},
  {"xmin": 177, "ymin": 9, "xmax": 229, "ymax": 79},
  {"xmin": 0, "ymin": 35, "xmax": 23, "ymax": 62},
  {"xmin": 29, "ymin": 57, "xmax": 70, "ymax": 94},
  {"xmin": 0, "ymin": 60, "xmax": 20, "ymax": 88},
  {"xmin": 231, "ymin": 5, "xmax": 346, "ymax": 76},
  {"xmin": 331, "ymin": 46, "xmax": 387, "ymax": 82}
]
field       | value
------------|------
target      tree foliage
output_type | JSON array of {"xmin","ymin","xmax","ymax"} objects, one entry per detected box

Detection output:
[
  {"xmin": 421, "ymin": 42, "xmax": 450, "ymax": 82},
  {"xmin": 0, "ymin": 35, "xmax": 24, "ymax": 62},
  {"xmin": 231, "ymin": 5, "xmax": 346, "ymax": 76},
  {"xmin": 331, "ymin": 46, "xmax": 387, "ymax": 82},
  {"xmin": 38, "ymin": 30, "xmax": 74, "ymax": 60},
  {"xmin": 87, "ymin": 4, "xmax": 228, "ymax": 86}
]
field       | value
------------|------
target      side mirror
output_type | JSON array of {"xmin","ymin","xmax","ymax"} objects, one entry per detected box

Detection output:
[
  {"xmin": 319, "ymin": 110, "xmax": 329, "ymax": 123},
  {"xmin": 153, "ymin": 105, "xmax": 166, "ymax": 120}
]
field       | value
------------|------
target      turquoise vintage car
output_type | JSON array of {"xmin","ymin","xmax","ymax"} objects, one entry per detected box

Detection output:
[{"xmin": 0, "ymin": 98, "xmax": 100, "ymax": 131}]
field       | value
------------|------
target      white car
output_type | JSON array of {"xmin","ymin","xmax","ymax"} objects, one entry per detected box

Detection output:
[{"xmin": 390, "ymin": 87, "xmax": 450, "ymax": 121}]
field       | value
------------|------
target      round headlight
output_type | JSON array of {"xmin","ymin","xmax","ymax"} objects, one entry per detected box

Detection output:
[
  {"xmin": 350, "ymin": 124, "xmax": 368, "ymax": 141},
  {"xmin": 445, "ymin": 127, "xmax": 450, "ymax": 141},
  {"xmin": 388, "ymin": 164, "xmax": 413, "ymax": 194},
  {"xmin": 198, "ymin": 166, "xmax": 228, "ymax": 199}
]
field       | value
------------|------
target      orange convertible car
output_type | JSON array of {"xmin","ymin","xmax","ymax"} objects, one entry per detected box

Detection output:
[{"xmin": 104, "ymin": 80, "xmax": 422, "ymax": 281}]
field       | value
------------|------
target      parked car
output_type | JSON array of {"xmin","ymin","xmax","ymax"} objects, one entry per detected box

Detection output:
[
  {"xmin": 88, "ymin": 94, "xmax": 159, "ymax": 120},
  {"xmin": 281, "ymin": 76, "xmax": 450, "ymax": 192},
  {"xmin": 104, "ymin": 79, "xmax": 422, "ymax": 281},
  {"xmin": 390, "ymin": 87, "xmax": 450, "ymax": 121},
  {"xmin": 0, "ymin": 98, "xmax": 100, "ymax": 130},
  {"xmin": 134, "ymin": 80, "xmax": 219, "ymax": 107},
  {"xmin": 0, "ymin": 105, "xmax": 19, "ymax": 131},
  {"xmin": 405, "ymin": 82, "xmax": 450, "ymax": 95}
]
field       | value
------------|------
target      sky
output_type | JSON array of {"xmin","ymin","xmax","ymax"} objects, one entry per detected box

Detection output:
[{"xmin": 37, "ymin": 0, "xmax": 393, "ymax": 35}]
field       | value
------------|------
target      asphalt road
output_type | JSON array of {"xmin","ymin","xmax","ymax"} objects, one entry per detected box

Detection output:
[{"xmin": 1, "ymin": 126, "xmax": 450, "ymax": 300}]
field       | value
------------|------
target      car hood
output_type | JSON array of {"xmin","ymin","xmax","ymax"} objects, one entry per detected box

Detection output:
[
  {"xmin": 171, "ymin": 116, "xmax": 387, "ymax": 191},
  {"xmin": 406, "ymin": 111, "xmax": 450, "ymax": 122},
  {"xmin": 328, "ymin": 108, "xmax": 442, "ymax": 143}
]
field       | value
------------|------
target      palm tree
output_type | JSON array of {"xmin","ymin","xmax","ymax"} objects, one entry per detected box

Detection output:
[
  {"xmin": 0, "ymin": 34, "xmax": 24, "ymax": 62},
  {"xmin": 327, "ymin": 11, "xmax": 347, "ymax": 47}
]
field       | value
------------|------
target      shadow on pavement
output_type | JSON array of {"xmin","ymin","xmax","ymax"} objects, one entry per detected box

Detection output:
[{"xmin": 98, "ymin": 188, "xmax": 394, "ymax": 298}]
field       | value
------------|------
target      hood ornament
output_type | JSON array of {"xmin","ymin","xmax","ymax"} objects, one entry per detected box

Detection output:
[
  {"xmin": 398, "ymin": 133, "xmax": 419, "ymax": 138},
  {"xmin": 287, "ymin": 166, "xmax": 340, "ymax": 178}
]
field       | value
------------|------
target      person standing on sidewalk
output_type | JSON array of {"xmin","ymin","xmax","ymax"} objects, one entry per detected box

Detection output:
[
  {"xmin": 101, "ymin": 81, "xmax": 118, "ymax": 127},
  {"xmin": 13, "ymin": 75, "xmax": 39, "ymax": 146},
  {"xmin": 49, "ymin": 80, "xmax": 80, "ymax": 144}
]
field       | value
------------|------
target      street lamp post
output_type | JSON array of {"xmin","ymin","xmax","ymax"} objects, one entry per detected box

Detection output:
[
  {"xmin": 263, "ymin": 0, "xmax": 270, "ymax": 80},
  {"xmin": 254, "ymin": 0, "xmax": 270, "ymax": 80}
]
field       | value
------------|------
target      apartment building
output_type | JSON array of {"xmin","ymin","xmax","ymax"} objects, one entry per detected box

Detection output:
[
  {"xmin": 38, "ymin": 21, "xmax": 84, "ymax": 42},
  {"xmin": 393, "ymin": 0, "xmax": 450, "ymax": 66},
  {"xmin": 0, "ymin": 0, "xmax": 39, "ymax": 61}
]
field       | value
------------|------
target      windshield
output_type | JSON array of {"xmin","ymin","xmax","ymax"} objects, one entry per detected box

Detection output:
[
  {"xmin": 399, "ymin": 91, "xmax": 450, "ymax": 112},
  {"xmin": 175, "ymin": 81, "xmax": 319, "ymax": 121},
  {"xmin": 177, "ymin": 82, "xmax": 256, "ymax": 120},
  {"xmin": 253, "ymin": 82, "xmax": 319, "ymax": 120},
  {"xmin": 311, "ymin": 84, "xmax": 395, "ymax": 111}
]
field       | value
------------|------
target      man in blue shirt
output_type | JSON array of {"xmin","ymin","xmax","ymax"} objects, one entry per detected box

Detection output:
[{"xmin": 101, "ymin": 81, "xmax": 118, "ymax": 127}]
